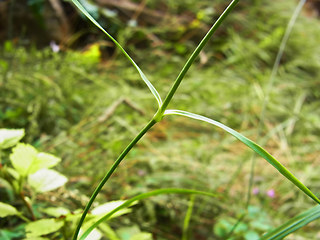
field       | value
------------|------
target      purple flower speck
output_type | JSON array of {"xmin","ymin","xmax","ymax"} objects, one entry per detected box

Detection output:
[
  {"xmin": 137, "ymin": 169, "xmax": 145, "ymax": 176},
  {"xmin": 252, "ymin": 187, "xmax": 259, "ymax": 195},
  {"xmin": 267, "ymin": 189, "xmax": 275, "ymax": 198}
]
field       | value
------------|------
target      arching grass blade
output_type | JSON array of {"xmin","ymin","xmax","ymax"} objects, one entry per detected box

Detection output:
[
  {"xmin": 261, "ymin": 205, "xmax": 320, "ymax": 240},
  {"xmin": 164, "ymin": 110, "xmax": 320, "ymax": 205},
  {"xmin": 70, "ymin": 0, "xmax": 162, "ymax": 107},
  {"xmin": 79, "ymin": 188, "xmax": 217, "ymax": 240}
]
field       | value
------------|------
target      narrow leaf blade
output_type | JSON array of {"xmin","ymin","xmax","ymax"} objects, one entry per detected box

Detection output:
[
  {"xmin": 261, "ymin": 205, "xmax": 320, "ymax": 240},
  {"xmin": 80, "ymin": 188, "xmax": 217, "ymax": 240},
  {"xmin": 164, "ymin": 110, "xmax": 320, "ymax": 204},
  {"xmin": 160, "ymin": 0, "xmax": 239, "ymax": 112},
  {"xmin": 70, "ymin": 0, "xmax": 162, "ymax": 107}
]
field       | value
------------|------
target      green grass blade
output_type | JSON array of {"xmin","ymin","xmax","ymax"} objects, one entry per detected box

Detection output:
[
  {"xmin": 159, "ymin": 0, "xmax": 239, "ymax": 113},
  {"xmin": 72, "ymin": 119, "xmax": 157, "ymax": 240},
  {"xmin": 164, "ymin": 110, "xmax": 320, "ymax": 204},
  {"xmin": 70, "ymin": 0, "xmax": 162, "ymax": 107},
  {"xmin": 261, "ymin": 205, "xmax": 320, "ymax": 240},
  {"xmin": 79, "ymin": 188, "xmax": 217, "ymax": 240},
  {"xmin": 246, "ymin": 0, "xmax": 307, "ymax": 208},
  {"xmin": 182, "ymin": 195, "xmax": 195, "ymax": 240}
]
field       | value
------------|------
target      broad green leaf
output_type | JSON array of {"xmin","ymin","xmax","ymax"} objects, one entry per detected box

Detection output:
[
  {"xmin": 91, "ymin": 201, "xmax": 125, "ymax": 215},
  {"xmin": 28, "ymin": 169, "xmax": 67, "ymax": 193},
  {"xmin": 31, "ymin": 152, "xmax": 61, "ymax": 172},
  {"xmin": 98, "ymin": 223, "xmax": 120, "ymax": 240},
  {"xmin": 244, "ymin": 231, "xmax": 259, "ymax": 240},
  {"xmin": 24, "ymin": 237, "xmax": 49, "ymax": 240},
  {"xmin": 130, "ymin": 232, "xmax": 152, "ymax": 240},
  {"xmin": 91, "ymin": 200, "xmax": 136, "ymax": 219},
  {"xmin": 10, "ymin": 143, "xmax": 37, "ymax": 176},
  {"xmin": 116, "ymin": 226, "xmax": 152, "ymax": 240},
  {"xmin": 117, "ymin": 226, "xmax": 139, "ymax": 240},
  {"xmin": 0, "ymin": 229, "xmax": 24, "ymax": 240},
  {"xmin": 10, "ymin": 144, "xmax": 61, "ymax": 176},
  {"xmin": 71, "ymin": 0, "xmax": 162, "ymax": 107},
  {"xmin": 0, "ymin": 129, "xmax": 24, "ymax": 149},
  {"xmin": 80, "ymin": 188, "xmax": 216, "ymax": 240},
  {"xmin": 164, "ymin": 110, "xmax": 320, "ymax": 204},
  {"xmin": 81, "ymin": 43, "xmax": 101, "ymax": 64},
  {"xmin": 261, "ymin": 205, "xmax": 320, "ymax": 240},
  {"xmin": 79, "ymin": 228, "xmax": 102, "ymax": 240},
  {"xmin": 25, "ymin": 218, "xmax": 64, "ymax": 237},
  {"xmin": 41, "ymin": 207, "xmax": 70, "ymax": 217},
  {"xmin": 0, "ymin": 202, "xmax": 19, "ymax": 217}
]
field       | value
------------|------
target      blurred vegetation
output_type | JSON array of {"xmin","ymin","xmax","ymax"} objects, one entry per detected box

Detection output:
[{"xmin": 1, "ymin": 0, "xmax": 320, "ymax": 239}]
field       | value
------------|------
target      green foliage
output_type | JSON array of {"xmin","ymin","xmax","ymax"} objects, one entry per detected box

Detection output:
[
  {"xmin": 116, "ymin": 226, "xmax": 152, "ymax": 240},
  {"xmin": 70, "ymin": 0, "xmax": 320, "ymax": 239},
  {"xmin": 10, "ymin": 143, "xmax": 61, "ymax": 177},
  {"xmin": 25, "ymin": 218, "xmax": 64, "ymax": 238},
  {"xmin": 261, "ymin": 205, "xmax": 320, "ymax": 240},
  {"xmin": 0, "ymin": 202, "xmax": 20, "ymax": 218},
  {"xmin": 0, "ymin": 128, "xmax": 68, "ymax": 237},
  {"xmin": 164, "ymin": 109, "xmax": 320, "ymax": 203},
  {"xmin": 80, "ymin": 188, "xmax": 217, "ymax": 239},
  {"xmin": 214, "ymin": 206, "xmax": 272, "ymax": 239},
  {"xmin": 1, "ymin": 0, "xmax": 320, "ymax": 239},
  {"xmin": 0, "ymin": 45, "xmax": 102, "ymax": 140},
  {"xmin": 28, "ymin": 169, "xmax": 68, "ymax": 193},
  {"xmin": 0, "ymin": 129, "xmax": 24, "ymax": 149},
  {"xmin": 0, "ymin": 128, "xmax": 150, "ymax": 239}
]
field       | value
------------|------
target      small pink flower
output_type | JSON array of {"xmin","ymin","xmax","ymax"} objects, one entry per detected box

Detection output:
[
  {"xmin": 252, "ymin": 187, "xmax": 259, "ymax": 195},
  {"xmin": 267, "ymin": 189, "xmax": 275, "ymax": 198},
  {"xmin": 137, "ymin": 169, "xmax": 145, "ymax": 176}
]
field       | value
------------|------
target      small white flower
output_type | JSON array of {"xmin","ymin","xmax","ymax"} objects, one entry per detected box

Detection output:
[{"xmin": 50, "ymin": 41, "xmax": 60, "ymax": 53}]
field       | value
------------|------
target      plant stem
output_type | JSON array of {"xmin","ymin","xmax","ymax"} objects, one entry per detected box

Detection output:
[
  {"xmin": 72, "ymin": 119, "xmax": 157, "ymax": 240},
  {"xmin": 71, "ymin": 1, "xmax": 240, "ymax": 238},
  {"xmin": 17, "ymin": 213, "xmax": 31, "ymax": 222},
  {"xmin": 159, "ymin": 0, "xmax": 239, "ymax": 114},
  {"xmin": 182, "ymin": 195, "xmax": 195, "ymax": 240},
  {"xmin": 19, "ymin": 191, "xmax": 36, "ymax": 221},
  {"xmin": 8, "ymin": 0, "xmax": 16, "ymax": 40}
]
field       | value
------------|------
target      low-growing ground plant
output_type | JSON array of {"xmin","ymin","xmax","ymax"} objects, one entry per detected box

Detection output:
[
  {"xmin": 0, "ymin": 128, "xmax": 68, "ymax": 238},
  {"xmin": 69, "ymin": 0, "xmax": 320, "ymax": 239},
  {"xmin": 0, "ymin": 129, "xmax": 158, "ymax": 239}
]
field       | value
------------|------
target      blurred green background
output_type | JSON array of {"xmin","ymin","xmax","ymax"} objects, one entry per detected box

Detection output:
[{"xmin": 1, "ymin": 0, "xmax": 320, "ymax": 239}]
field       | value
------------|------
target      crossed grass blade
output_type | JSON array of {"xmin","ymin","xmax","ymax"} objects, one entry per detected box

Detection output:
[
  {"xmin": 79, "ymin": 188, "xmax": 217, "ymax": 239},
  {"xmin": 70, "ymin": 0, "xmax": 319, "ymax": 238},
  {"xmin": 70, "ymin": 1, "xmax": 239, "ymax": 239},
  {"xmin": 70, "ymin": 0, "xmax": 162, "ymax": 107},
  {"xmin": 164, "ymin": 109, "xmax": 320, "ymax": 205}
]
